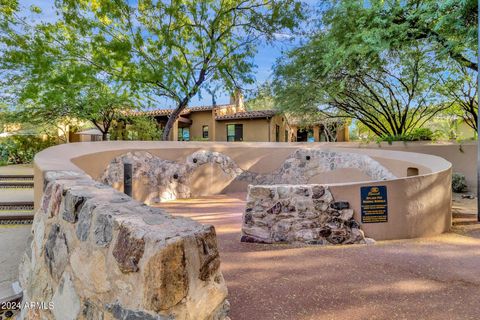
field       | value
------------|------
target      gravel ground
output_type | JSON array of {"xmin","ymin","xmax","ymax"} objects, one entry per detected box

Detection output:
[
  {"xmin": 157, "ymin": 194, "xmax": 480, "ymax": 320},
  {"xmin": 0, "ymin": 183, "xmax": 478, "ymax": 319}
]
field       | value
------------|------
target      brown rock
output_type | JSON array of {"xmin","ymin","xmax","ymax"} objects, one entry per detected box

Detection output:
[
  {"xmin": 267, "ymin": 202, "xmax": 282, "ymax": 215},
  {"xmin": 112, "ymin": 224, "xmax": 145, "ymax": 273},
  {"xmin": 196, "ymin": 226, "xmax": 221, "ymax": 281},
  {"xmin": 312, "ymin": 185, "xmax": 325, "ymax": 199},
  {"xmin": 143, "ymin": 240, "xmax": 187, "ymax": 311},
  {"xmin": 249, "ymin": 186, "xmax": 274, "ymax": 200}
]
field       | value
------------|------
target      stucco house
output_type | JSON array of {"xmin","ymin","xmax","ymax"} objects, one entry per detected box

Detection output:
[{"xmin": 130, "ymin": 94, "xmax": 350, "ymax": 142}]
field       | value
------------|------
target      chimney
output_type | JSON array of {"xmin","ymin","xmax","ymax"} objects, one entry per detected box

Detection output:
[{"xmin": 230, "ymin": 88, "xmax": 245, "ymax": 112}]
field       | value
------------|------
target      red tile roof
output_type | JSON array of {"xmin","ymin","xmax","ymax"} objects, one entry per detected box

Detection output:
[
  {"xmin": 215, "ymin": 110, "xmax": 277, "ymax": 120},
  {"xmin": 129, "ymin": 104, "xmax": 231, "ymax": 117}
]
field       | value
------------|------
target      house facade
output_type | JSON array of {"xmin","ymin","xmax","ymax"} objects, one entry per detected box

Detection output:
[{"xmin": 130, "ymin": 94, "xmax": 349, "ymax": 142}]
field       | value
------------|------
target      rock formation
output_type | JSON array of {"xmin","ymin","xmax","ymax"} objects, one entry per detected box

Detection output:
[{"xmin": 241, "ymin": 185, "xmax": 372, "ymax": 245}]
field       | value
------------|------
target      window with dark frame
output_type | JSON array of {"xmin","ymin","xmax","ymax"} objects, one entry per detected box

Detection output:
[
  {"xmin": 227, "ymin": 124, "xmax": 243, "ymax": 141},
  {"xmin": 275, "ymin": 125, "xmax": 280, "ymax": 142},
  {"xmin": 285, "ymin": 130, "xmax": 288, "ymax": 142},
  {"xmin": 202, "ymin": 125, "xmax": 209, "ymax": 139}
]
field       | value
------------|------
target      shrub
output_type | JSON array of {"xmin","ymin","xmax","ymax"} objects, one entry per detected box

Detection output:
[
  {"xmin": 111, "ymin": 116, "xmax": 161, "ymax": 141},
  {"xmin": 452, "ymin": 173, "xmax": 468, "ymax": 193},
  {"xmin": 408, "ymin": 128, "xmax": 433, "ymax": 141},
  {"xmin": 0, "ymin": 135, "xmax": 57, "ymax": 165},
  {"xmin": 190, "ymin": 136, "xmax": 209, "ymax": 141},
  {"xmin": 377, "ymin": 128, "xmax": 434, "ymax": 144}
]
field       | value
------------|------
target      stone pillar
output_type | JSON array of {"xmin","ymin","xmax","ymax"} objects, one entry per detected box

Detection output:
[{"xmin": 313, "ymin": 125, "xmax": 320, "ymax": 142}]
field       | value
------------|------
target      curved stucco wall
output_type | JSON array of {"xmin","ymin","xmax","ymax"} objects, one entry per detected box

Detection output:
[{"xmin": 34, "ymin": 141, "xmax": 452, "ymax": 241}]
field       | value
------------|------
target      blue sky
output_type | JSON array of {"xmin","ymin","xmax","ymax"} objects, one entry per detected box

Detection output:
[{"xmin": 19, "ymin": 0, "xmax": 317, "ymax": 107}]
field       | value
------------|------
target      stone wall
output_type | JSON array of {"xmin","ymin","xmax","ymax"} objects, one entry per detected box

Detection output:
[
  {"xmin": 241, "ymin": 184, "xmax": 372, "ymax": 245},
  {"xmin": 19, "ymin": 171, "xmax": 229, "ymax": 320},
  {"xmin": 102, "ymin": 149, "xmax": 396, "ymax": 203}
]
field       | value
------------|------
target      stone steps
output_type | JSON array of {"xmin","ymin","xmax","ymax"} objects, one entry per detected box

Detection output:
[
  {"xmin": 452, "ymin": 212, "xmax": 478, "ymax": 226},
  {"xmin": 0, "ymin": 175, "xmax": 34, "ymax": 181},
  {"xmin": 0, "ymin": 201, "xmax": 34, "ymax": 224},
  {"xmin": 0, "ymin": 181, "xmax": 34, "ymax": 189},
  {"xmin": 0, "ymin": 174, "xmax": 34, "ymax": 190}
]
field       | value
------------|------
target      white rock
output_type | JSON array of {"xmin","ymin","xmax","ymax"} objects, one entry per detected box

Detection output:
[{"xmin": 52, "ymin": 272, "xmax": 81, "ymax": 320}]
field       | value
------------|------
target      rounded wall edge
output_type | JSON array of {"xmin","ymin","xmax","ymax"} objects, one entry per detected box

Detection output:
[
  {"xmin": 328, "ymin": 166, "xmax": 452, "ymax": 241},
  {"xmin": 34, "ymin": 142, "xmax": 454, "ymax": 223}
]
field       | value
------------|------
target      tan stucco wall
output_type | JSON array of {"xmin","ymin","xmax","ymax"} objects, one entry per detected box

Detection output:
[
  {"xmin": 329, "ymin": 168, "xmax": 452, "ymax": 240},
  {"xmin": 269, "ymin": 114, "xmax": 289, "ymax": 142},
  {"xmin": 350, "ymin": 141, "xmax": 476, "ymax": 191},
  {"xmin": 214, "ymin": 119, "xmax": 271, "ymax": 142},
  {"xmin": 188, "ymin": 111, "xmax": 213, "ymax": 140},
  {"xmin": 336, "ymin": 124, "xmax": 349, "ymax": 142},
  {"xmin": 34, "ymin": 141, "xmax": 453, "ymax": 241},
  {"xmin": 371, "ymin": 157, "xmax": 430, "ymax": 177}
]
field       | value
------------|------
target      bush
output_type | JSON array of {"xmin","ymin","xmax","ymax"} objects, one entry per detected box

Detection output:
[
  {"xmin": 452, "ymin": 173, "xmax": 468, "ymax": 193},
  {"xmin": 111, "ymin": 116, "xmax": 161, "ymax": 141},
  {"xmin": 377, "ymin": 128, "xmax": 434, "ymax": 144},
  {"xmin": 408, "ymin": 128, "xmax": 433, "ymax": 141},
  {"xmin": 190, "ymin": 136, "xmax": 209, "ymax": 141},
  {"xmin": 0, "ymin": 135, "xmax": 57, "ymax": 165}
]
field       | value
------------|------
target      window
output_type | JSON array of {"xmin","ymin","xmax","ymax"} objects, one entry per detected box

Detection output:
[
  {"xmin": 202, "ymin": 125, "xmax": 209, "ymax": 139},
  {"xmin": 178, "ymin": 127, "xmax": 190, "ymax": 141},
  {"xmin": 285, "ymin": 130, "xmax": 288, "ymax": 142},
  {"xmin": 275, "ymin": 125, "xmax": 280, "ymax": 142},
  {"xmin": 227, "ymin": 124, "xmax": 243, "ymax": 141}
]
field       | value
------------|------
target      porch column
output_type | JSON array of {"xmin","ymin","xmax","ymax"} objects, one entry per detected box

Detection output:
[
  {"xmin": 211, "ymin": 109, "xmax": 217, "ymax": 141},
  {"xmin": 313, "ymin": 125, "xmax": 320, "ymax": 142},
  {"xmin": 170, "ymin": 119, "xmax": 179, "ymax": 141}
]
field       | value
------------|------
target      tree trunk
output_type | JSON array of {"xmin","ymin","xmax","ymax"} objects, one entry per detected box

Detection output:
[
  {"xmin": 102, "ymin": 132, "xmax": 108, "ymax": 141},
  {"xmin": 161, "ymin": 101, "xmax": 189, "ymax": 141}
]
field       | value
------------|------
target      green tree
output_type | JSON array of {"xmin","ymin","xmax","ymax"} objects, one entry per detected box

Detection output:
[
  {"xmin": 274, "ymin": 39, "xmax": 450, "ymax": 137},
  {"xmin": 321, "ymin": 0, "xmax": 477, "ymax": 71},
  {"xmin": 273, "ymin": 0, "xmax": 472, "ymax": 138},
  {"xmin": 46, "ymin": 0, "xmax": 304, "ymax": 140},
  {"xmin": 439, "ymin": 66, "xmax": 478, "ymax": 131},
  {"xmin": 245, "ymin": 83, "xmax": 276, "ymax": 111},
  {"xmin": 0, "ymin": 6, "xmax": 137, "ymax": 141}
]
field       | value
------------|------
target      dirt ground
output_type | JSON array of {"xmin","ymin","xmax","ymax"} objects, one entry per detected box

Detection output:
[
  {"xmin": 0, "ymin": 182, "xmax": 478, "ymax": 319},
  {"xmin": 157, "ymin": 193, "xmax": 480, "ymax": 320}
]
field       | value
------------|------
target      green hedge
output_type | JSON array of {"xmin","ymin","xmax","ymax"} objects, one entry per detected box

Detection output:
[{"xmin": 0, "ymin": 135, "xmax": 57, "ymax": 165}]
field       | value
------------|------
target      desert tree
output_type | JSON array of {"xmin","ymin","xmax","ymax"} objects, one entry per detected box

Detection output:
[{"xmin": 40, "ymin": 0, "xmax": 305, "ymax": 140}]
